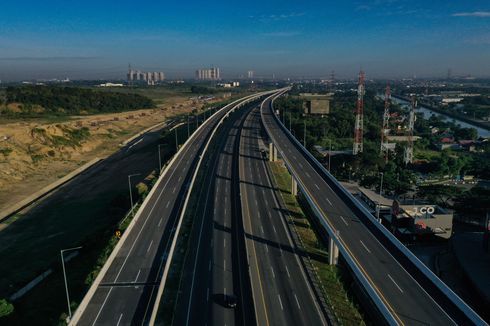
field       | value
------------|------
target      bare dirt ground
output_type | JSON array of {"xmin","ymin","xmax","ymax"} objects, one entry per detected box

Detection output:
[{"xmin": 0, "ymin": 96, "xmax": 217, "ymax": 212}]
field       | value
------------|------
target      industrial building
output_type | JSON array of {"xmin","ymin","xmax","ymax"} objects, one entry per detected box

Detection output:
[
  {"xmin": 343, "ymin": 183, "xmax": 454, "ymax": 241},
  {"xmin": 300, "ymin": 93, "xmax": 332, "ymax": 116},
  {"xmin": 195, "ymin": 67, "xmax": 220, "ymax": 80}
]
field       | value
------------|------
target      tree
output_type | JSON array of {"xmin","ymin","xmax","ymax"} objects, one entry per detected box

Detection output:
[
  {"xmin": 417, "ymin": 185, "xmax": 462, "ymax": 207},
  {"xmin": 0, "ymin": 299, "xmax": 14, "ymax": 318}
]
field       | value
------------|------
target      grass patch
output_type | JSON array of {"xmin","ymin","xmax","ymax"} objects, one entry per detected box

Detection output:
[{"xmin": 269, "ymin": 161, "xmax": 366, "ymax": 325}]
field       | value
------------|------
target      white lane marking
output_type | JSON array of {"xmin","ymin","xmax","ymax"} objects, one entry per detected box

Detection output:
[
  {"xmin": 298, "ymin": 163, "xmax": 303, "ymax": 168},
  {"xmin": 305, "ymin": 172, "xmax": 311, "ymax": 178},
  {"xmin": 224, "ymin": 259, "xmax": 226, "ymax": 271},
  {"xmin": 116, "ymin": 313, "xmax": 124, "ymax": 326},
  {"xmin": 223, "ymin": 238, "xmax": 226, "ymax": 248},
  {"xmin": 127, "ymin": 138, "xmax": 143, "ymax": 150},
  {"xmin": 134, "ymin": 269, "xmax": 141, "ymax": 283},
  {"xmin": 272, "ymin": 225, "xmax": 277, "ymax": 233},
  {"xmin": 172, "ymin": 186, "xmax": 177, "ymax": 194},
  {"xmin": 277, "ymin": 294, "xmax": 284, "ymax": 310},
  {"xmin": 224, "ymin": 287, "xmax": 227, "ymax": 295},
  {"xmin": 147, "ymin": 240, "xmax": 154, "ymax": 253},
  {"xmin": 359, "ymin": 240, "xmax": 371, "ymax": 254},
  {"xmin": 158, "ymin": 217, "xmax": 163, "ymax": 227},
  {"xmin": 91, "ymin": 287, "xmax": 113, "ymax": 326},
  {"xmin": 267, "ymin": 211, "xmax": 272, "ymax": 219},
  {"xmin": 340, "ymin": 215, "xmax": 348, "ymax": 226},
  {"xmin": 271, "ymin": 267, "xmax": 275, "ymax": 278},
  {"xmin": 255, "ymin": 199, "xmax": 258, "ymax": 206},
  {"xmin": 261, "ymin": 226, "xmax": 264, "ymax": 234},
  {"xmin": 388, "ymin": 274, "xmax": 404, "ymax": 293},
  {"xmin": 207, "ymin": 288, "xmax": 210, "ymax": 301},
  {"xmin": 285, "ymin": 266, "xmax": 290, "ymax": 278},
  {"xmin": 294, "ymin": 294, "xmax": 301, "ymax": 310},
  {"xmin": 315, "ymin": 184, "xmax": 320, "ymax": 190},
  {"xmin": 166, "ymin": 201, "xmax": 170, "ymax": 208},
  {"xmin": 178, "ymin": 176, "xmax": 182, "ymax": 182},
  {"xmin": 326, "ymin": 197, "xmax": 332, "ymax": 206},
  {"xmin": 224, "ymin": 208, "xmax": 227, "ymax": 216},
  {"xmin": 265, "ymin": 245, "xmax": 269, "ymax": 253}
]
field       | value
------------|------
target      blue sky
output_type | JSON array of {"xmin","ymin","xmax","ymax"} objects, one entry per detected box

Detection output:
[{"xmin": 1, "ymin": 0, "xmax": 490, "ymax": 80}]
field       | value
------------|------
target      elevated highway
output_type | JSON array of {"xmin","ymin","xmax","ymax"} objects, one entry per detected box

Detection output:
[{"xmin": 261, "ymin": 91, "xmax": 486, "ymax": 325}]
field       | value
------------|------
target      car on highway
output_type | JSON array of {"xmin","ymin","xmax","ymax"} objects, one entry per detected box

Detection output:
[{"xmin": 224, "ymin": 294, "xmax": 237, "ymax": 308}]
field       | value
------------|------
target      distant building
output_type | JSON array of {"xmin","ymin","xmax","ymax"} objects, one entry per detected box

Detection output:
[
  {"xmin": 247, "ymin": 70, "xmax": 254, "ymax": 79},
  {"xmin": 196, "ymin": 67, "xmax": 220, "ymax": 80},
  {"xmin": 127, "ymin": 67, "xmax": 165, "ymax": 85},
  {"xmin": 300, "ymin": 93, "xmax": 332, "ymax": 116}
]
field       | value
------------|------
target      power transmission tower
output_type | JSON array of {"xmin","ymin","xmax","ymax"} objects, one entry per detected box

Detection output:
[
  {"xmin": 380, "ymin": 84, "xmax": 391, "ymax": 161},
  {"xmin": 353, "ymin": 70, "xmax": 365, "ymax": 155},
  {"xmin": 404, "ymin": 96, "xmax": 416, "ymax": 164}
]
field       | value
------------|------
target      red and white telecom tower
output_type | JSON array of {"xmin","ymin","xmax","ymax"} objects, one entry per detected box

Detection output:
[
  {"xmin": 353, "ymin": 70, "xmax": 365, "ymax": 155},
  {"xmin": 404, "ymin": 95, "xmax": 416, "ymax": 164},
  {"xmin": 380, "ymin": 84, "xmax": 391, "ymax": 160}
]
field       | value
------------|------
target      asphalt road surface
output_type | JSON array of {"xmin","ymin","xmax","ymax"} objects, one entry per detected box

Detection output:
[
  {"xmin": 75, "ymin": 97, "xmax": 255, "ymax": 326},
  {"xmin": 172, "ymin": 104, "xmax": 255, "ymax": 326},
  {"xmin": 261, "ymin": 95, "xmax": 458, "ymax": 325},
  {"xmin": 239, "ymin": 107, "xmax": 327, "ymax": 326}
]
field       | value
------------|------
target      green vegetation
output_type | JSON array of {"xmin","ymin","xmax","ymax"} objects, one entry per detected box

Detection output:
[
  {"xmin": 0, "ymin": 147, "xmax": 12, "ymax": 157},
  {"xmin": 270, "ymin": 161, "xmax": 366, "ymax": 325},
  {"xmin": 3, "ymin": 85, "xmax": 155, "ymax": 117},
  {"xmin": 0, "ymin": 299, "xmax": 14, "ymax": 318}
]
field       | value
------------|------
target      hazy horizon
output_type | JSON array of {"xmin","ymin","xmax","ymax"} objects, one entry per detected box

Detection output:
[{"xmin": 1, "ymin": 0, "xmax": 490, "ymax": 81}]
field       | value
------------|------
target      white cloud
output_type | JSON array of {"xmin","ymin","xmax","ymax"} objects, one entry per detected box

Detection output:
[{"xmin": 452, "ymin": 11, "xmax": 490, "ymax": 17}]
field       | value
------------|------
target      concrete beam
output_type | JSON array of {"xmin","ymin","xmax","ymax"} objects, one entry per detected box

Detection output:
[
  {"xmin": 291, "ymin": 177, "xmax": 298, "ymax": 196},
  {"xmin": 328, "ymin": 237, "xmax": 339, "ymax": 265}
]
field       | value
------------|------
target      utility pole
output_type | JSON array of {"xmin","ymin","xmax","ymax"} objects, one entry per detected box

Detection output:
[
  {"xmin": 328, "ymin": 139, "xmax": 332, "ymax": 172},
  {"xmin": 379, "ymin": 172, "xmax": 384, "ymax": 196},
  {"xmin": 353, "ymin": 70, "xmax": 365, "ymax": 155},
  {"xmin": 128, "ymin": 173, "xmax": 141, "ymax": 216},
  {"xmin": 61, "ymin": 246, "xmax": 83, "ymax": 322},
  {"xmin": 175, "ymin": 127, "xmax": 179, "ymax": 151},
  {"xmin": 158, "ymin": 144, "xmax": 163, "ymax": 174},
  {"xmin": 303, "ymin": 120, "xmax": 306, "ymax": 147}
]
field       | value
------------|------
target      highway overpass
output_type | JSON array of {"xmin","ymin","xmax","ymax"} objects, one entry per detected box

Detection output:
[{"xmin": 261, "ymin": 90, "xmax": 486, "ymax": 325}]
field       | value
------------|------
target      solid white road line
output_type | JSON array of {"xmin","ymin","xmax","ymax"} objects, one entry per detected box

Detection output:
[
  {"xmin": 315, "ymin": 184, "xmax": 320, "ymax": 190},
  {"xmin": 116, "ymin": 313, "xmax": 124, "ymax": 326},
  {"xmin": 91, "ymin": 287, "xmax": 113, "ymax": 326},
  {"xmin": 158, "ymin": 218, "xmax": 163, "ymax": 227},
  {"xmin": 271, "ymin": 267, "xmax": 275, "ymax": 278},
  {"xmin": 359, "ymin": 240, "xmax": 371, "ymax": 254},
  {"xmin": 388, "ymin": 274, "xmax": 404, "ymax": 293},
  {"xmin": 326, "ymin": 197, "xmax": 332, "ymax": 206}
]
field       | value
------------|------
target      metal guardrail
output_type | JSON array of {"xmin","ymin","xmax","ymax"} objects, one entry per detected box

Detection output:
[
  {"xmin": 264, "ymin": 91, "xmax": 487, "ymax": 325},
  {"xmin": 70, "ymin": 90, "xmax": 279, "ymax": 325}
]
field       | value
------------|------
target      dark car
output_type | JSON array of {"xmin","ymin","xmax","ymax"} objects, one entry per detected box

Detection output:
[{"xmin": 224, "ymin": 294, "xmax": 238, "ymax": 308}]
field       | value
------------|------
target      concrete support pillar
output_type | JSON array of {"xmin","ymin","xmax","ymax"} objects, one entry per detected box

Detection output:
[
  {"xmin": 291, "ymin": 177, "xmax": 298, "ymax": 196},
  {"xmin": 328, "ymin": 237, "xmax": 339, "ymax": 265},
  {"xmin": 269, "ymin": 143, "xmax": 274, "ymax": 162}
]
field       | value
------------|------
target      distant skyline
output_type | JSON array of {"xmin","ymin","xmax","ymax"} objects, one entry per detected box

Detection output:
[{"xmin": 1, "ymin": 0, "xmax": 490, "ymax": 81}]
